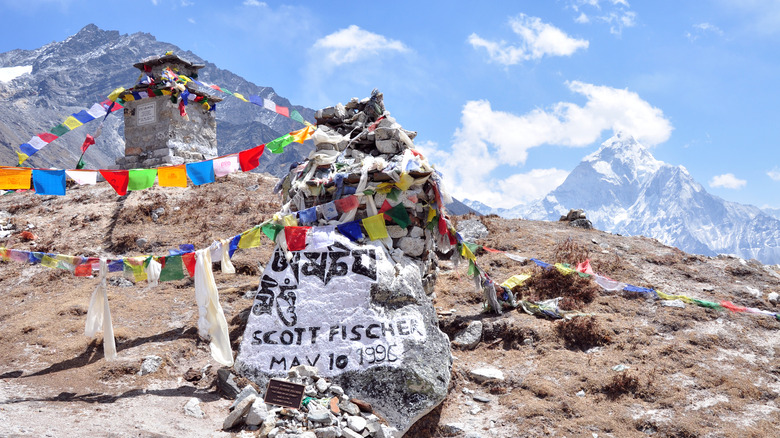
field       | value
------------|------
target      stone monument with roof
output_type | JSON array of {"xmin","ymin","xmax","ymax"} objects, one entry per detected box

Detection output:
[{"xmin": 115, "ymin": 53, "xmax": 222, "ymax": 169}]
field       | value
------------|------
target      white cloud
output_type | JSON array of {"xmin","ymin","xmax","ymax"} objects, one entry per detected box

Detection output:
[
  {"xmin": 428, "ymin": 81, "xmax": 671, "ymax": 208},
  {"xmin": 312, "ymin": 25, "xmax": 409, "ymax": 70},
  {"xmin": 469, "ymin": 14, "xmax": 588, "ymax": 65},
  {"xmin": 243, "ymin": 0, "xmax": 266, "ymax": 6},
  {"xmin": 187, "ymin": 17, "xmax": 196, "ymax": 24},
  {"xmin": 709, "ymin": 173, "xmax": 747, "ymax": 189},
  {"xmin": 768, "ymin": 167, "xmax": 780, "ymax": 181},
  {"xmin": 571, "ymin": 0, "xmax": 636, "ymax": 35},
  {"xmin": 180, "ymin": 0, "xmax": 193, "ymax": 6},
  {"xmin": 686, "ymin": 22, "xmax": 724, "ymax": 41}
]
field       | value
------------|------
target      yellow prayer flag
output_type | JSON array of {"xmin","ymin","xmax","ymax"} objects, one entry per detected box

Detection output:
[
  {"xmin": 108, "ymin": 87, "xmax": 125, "ymax": 102},
  {"xmin": 124, "ymin": 257, "xmax": 148, "ymax": 282},
  {"xmin": 501, "ymin": 274, "xmax": 531, "ymax": 290},
  {"xmin": 555, "ymin": 263, "xmax": 575, "ymax": 276},
  {"xmin": 157, "ymin": 165, "xmax": 187, "ymax": 187},
  {"xmin": 41, "ymin": 254, "xmax": 59, "ymax": 268},
  {"xmin": 461, "ymin": 244, "xmax": 476, "ymax": 262},
  {"xmin": 427, "ymin": 206, "xmax": 437, "ymax": 223},
  {"xmin": 397, "ymin": 172, "xmax": 414, "ymax": 191},
  {"xmin": 291, "ymin": 125, "xmax": 315, "ymax": 144},
  {"xmin": 0, "ymin": 167, "xmax": 32, "ymax": 190},
  {"xmin": 376, "ymin": 183, "xmax": 394, "ymax": 194},
  {"xmin": 233, "ymin": 92, "xmax": 249, "ymax": 102},
  {"xmin": 63, "ymin": 116, "xmax": 83, "ymax": 130},
  {"xmin": 17, "ymin": 152, "xmax": 29, "ymax": 166},
  {"xmin": 238, "ymin": 226, "xmax": 263, "ymax": 249},
  {"xmin": 161, "ymin": 89, "xmax": 172, "ymax": 96},
  {"xmin": 282, "ymin": 214, "xmax": 298, "ymax": 227},
  {"xmin": 362, "ymin": 214, "xmax": 389, "ymax": 241}
]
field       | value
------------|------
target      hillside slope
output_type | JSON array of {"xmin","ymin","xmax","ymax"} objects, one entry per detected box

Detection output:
[{"xmin": 0, "ymin": 176, "xmax": 778, "ymax": 437}]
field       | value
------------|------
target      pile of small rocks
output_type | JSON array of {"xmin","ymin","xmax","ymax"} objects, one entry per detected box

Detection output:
[
  {"xmin": 276, "ymin": 89, "xmax": 454, "ymax": 295},
  {"xmin": 222, "ymin": 365, "xmax": 396, "ymax": 437}
]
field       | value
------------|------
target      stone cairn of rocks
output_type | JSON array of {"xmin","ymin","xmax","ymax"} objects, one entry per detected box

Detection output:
[
  {"xmin": 223, "ymin": 365, "xmax": 395, "ymax": 438},
  {"xmin": 274, "ymin": 88, "xmax": 455, "ymax": 295},
  {"xmin": 559, "ymin": 208, "xmax": 593, "ymax": 229}
]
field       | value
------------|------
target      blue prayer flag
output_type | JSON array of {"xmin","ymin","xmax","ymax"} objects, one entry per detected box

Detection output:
[
  {"xmin": 32, "ymin": 169, "xmax": 66, "ymax": 196},
  {"xmin": 297, "ymin": 207, "xmax": 317, "ymax": 225},
  {"xmin": 337, "ymin": 220, "xmax": 363, "ymax": 242},
  {"xmin": 186, "ymin": 160, "xmax": 215, "ymax": 185},
  {"xmin": 72, "ymin": 110, "xmax": 96, "ymax": 124}
]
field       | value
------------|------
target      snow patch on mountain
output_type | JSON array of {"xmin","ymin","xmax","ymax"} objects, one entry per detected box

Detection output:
[{"xmin": 0, "ymin": 66, "xmax": 32, "ymax": 82}]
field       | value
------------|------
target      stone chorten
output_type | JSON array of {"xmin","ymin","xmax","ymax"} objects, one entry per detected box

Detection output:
[{"xmin": 115, "ymin": 53, "xmax": 222, "ymax": 169}]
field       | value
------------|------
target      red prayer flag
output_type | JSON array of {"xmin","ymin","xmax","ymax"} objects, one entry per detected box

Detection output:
[
  {"xmin": 334, "ymin": 195, "xmax": 359, "ymax": 213},
  {"xmin": 720, "ymin": 301, "xmax": 747, "ymax": 312},
  {"xmin": 99, "ymin": 169, "xmax": 129, "ymax": 196},
  {"xmin": 275, "ymin": 105, "xmax": 290, "ymax": 117},
  {"xmin": 285, "ymin": 226, "xmax": 311, "ymax": 251},
  {"xmin": 239, "ymin": 144, "xmax": 265, "ymax": 171},
  {"xmin": 182, "ymin": 252, "xmax": 196, "ymax": 277},
  {"xmin": 38, "ymin": 133, "xmax": 58, "ymax": 143},
  {"xmin": 379, "ymin": 200, "xmax": 392, "ymax": 219},
  {"xmin": 482, "ymin": 246, "xmax": 504, "ymax": 253},
  {"xmin": 438, "ymin": 215, "xmax": 448, "ymax": 236},
  {"xmin": 81, "ymin": 134, "xmax": 95, "ymax": 154},
  {"xmin": 178, "ymin": 100, "xmax": 187, "ymax": 118}
]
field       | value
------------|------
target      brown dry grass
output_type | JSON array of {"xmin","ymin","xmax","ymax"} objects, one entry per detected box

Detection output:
[{"xmin": 1, "ymin": 174, "xmax": 779, "ymax": 437}]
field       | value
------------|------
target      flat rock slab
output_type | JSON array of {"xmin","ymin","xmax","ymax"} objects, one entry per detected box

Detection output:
[{"xmin": 235, "ymin": 236, "xmax": 452, "ymax": 435}]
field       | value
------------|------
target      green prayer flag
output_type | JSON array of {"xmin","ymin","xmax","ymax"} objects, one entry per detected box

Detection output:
[
  {"xmin": 267, "ymin": 134, "xmax": 294, "ymax": 154},
  {"xmin": 261, "ymin": 223, "xmax": 283, "ymax": 242},
  {"xmin": 467, "ymin": 259, "xmax": 479, "ymax": 276},
  {"xmin": 159, "ymin": 255, "xmax": 185, "ymax": 282},
  {"xmin": 386, "ymin": 187, "xmax": 401, "ymax": 201},
  {"xmin": 385, "ymin": 202, "xmax": 410, "ymax": 229},
  {"xmin": 291, "ymin": 110, "xmax": 305, "ymax": 124},
  {"xmin": 127, "ymin": 169, "xmax": 157, "ymax": 191},
  {"xmin": 76, "ymin": 156, "xmax": 85, "ymax": 170},
  {"xmin": 50, "ymin": 124, "xmax": 69, "ymax": 136}
]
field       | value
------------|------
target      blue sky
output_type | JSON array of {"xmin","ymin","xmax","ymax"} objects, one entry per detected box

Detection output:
[{"xmin": 1, "ymin": 0, "xmax": 779, "ymax": 209}]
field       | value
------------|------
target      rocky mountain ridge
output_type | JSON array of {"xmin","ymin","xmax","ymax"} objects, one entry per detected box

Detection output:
[{"xmin": 0, "ymin": 24, "xmax": 315, "ymax": 177}]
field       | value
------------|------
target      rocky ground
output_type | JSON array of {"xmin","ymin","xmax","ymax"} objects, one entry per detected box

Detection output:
[{"xmin": 0, "ymin": 172, "xmax": 778, "ymax": 437}]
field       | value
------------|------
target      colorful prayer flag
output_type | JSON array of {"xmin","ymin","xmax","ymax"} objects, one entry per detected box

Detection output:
[
  {"xmin": 0, "ymin": 167, "xmax": 32, "ymax": 190},
  {"xmin": 297, "ymin": 207, "xmax": 317, "ymax": 225},
  {"xmin": 238, "ymin": 145, "xmax": 265, "ymax": 172},
  {"xmin": 291, "ymin": 125, "xmax": 314, "ymax": 144},
  {"xmin": 127, "ymin": 169, "xmax": 157, "ymax": 191},
  {"xmin": 99, "ymin": 169, "xmax": 129, "ymax": 196},
  {"xmin": 182, "ymin": 252, "xmax": 196, "ymax": 277},
  {"xmin": 66, "ymin": 170, "xmax": 97, "ymax": 185},
  {"xmin": 32, "ymin": 169, "xmax": 66, "ymax": 196},
  {"xmin": 157, "ymin": 165, "xmax": 187, "ymax": 187},
  {"xmin": 159, "ymin": 255, "xmax": 186, "ymax": 281},
  {"xmin": 213, "ymin": 154, "xmax": 240, "ymax": 177},
  {"xmin": 238, "ymin": 226, "xmax": 263, "ymax": 249},
  {"xmin": 186, "ymin": 161, "xmax": 215, "ymax": 186},
  {"xmin": 362, "ymin": 214, "xmax": 389, "ymax": 241},
  {"xmin": 334, "ymin": 195, "xmax": 359, "ymax": 213},
  {"xmin": 384, "ymin": 202, "xmax": 410, "ymax": 228},
  {"xmin": 267, "ymin": 134, "xmax": 294, "ymax": 154},
  {"xmin": 285, "ymin": 226, "xmax": 311, "ymax": 251},
  {"xmin": 81, "ymin": 134, "xmax": 95, "ymax": 154},
  {"xmin": 261, "ymin": 223, "xmax": 283, "ymax": 242}
]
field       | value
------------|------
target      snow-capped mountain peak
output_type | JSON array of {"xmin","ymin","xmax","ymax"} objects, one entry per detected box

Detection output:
[{"xmin": 517, "ymin": 133, "xmax": 780, "ymax": 264}]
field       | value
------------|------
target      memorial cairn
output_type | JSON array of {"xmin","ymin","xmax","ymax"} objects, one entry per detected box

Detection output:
[{"xmin": 233, "ymin": 91, "xmax": 458, "ymax": 436}]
